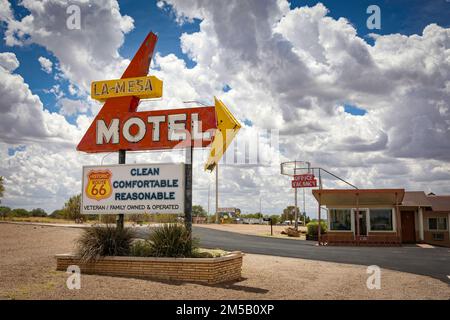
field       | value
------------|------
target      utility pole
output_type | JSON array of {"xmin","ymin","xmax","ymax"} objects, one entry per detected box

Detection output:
[
  {"xmin": 215, "ymin": 163, "xmax": 219, "ymax": 224},
  {"xmin": 259, "ymin": 194, "xmax": 262, "ymax": 215},
  {"xmin": 116, "ymin": 150, "xmax": 126, "ymax": 229}
]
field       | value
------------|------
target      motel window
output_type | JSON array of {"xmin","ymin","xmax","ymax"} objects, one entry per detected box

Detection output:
[
  {"xmin": 428, "ymin": 217, "xmax": 448, "ymax": 231},
  {"xmin": 329, "ymin": 209, "xmax": 351, "ymax": 231},
  {"xmin": 369, "ymin": 209, "xmax": 393, "ymax": 231}
]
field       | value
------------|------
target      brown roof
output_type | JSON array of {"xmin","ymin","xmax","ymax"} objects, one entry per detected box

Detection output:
[
  {"xmin": 312, "ymin": 189, "xmax": 405, "ymax": 206},
  {"xmin": 427, "ymin": 195, "xmax": 450, "ymax": 212},
  {"xmin": 401, "ymin": 191, "xmax": 432, "ymax": 207}
]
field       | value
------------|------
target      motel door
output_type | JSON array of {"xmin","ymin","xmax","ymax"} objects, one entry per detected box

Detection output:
[
  {"xmin": 401, "ymin": 211, "xmax": 416, "ymax": 243},
  {"xmin": 355, "ymin": 210, "xmax": 368, "ymax": 236}
]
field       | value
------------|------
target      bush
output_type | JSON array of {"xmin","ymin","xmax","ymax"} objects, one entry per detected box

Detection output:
[
  {"xmin": 130, "ymin": 239, "xmax": 153, "ymax": 257},
  {"xmin": 149, "ymin": 213, "xmax": 178, "ymax": 223},
  {"xmin": 50, "ymin": 209, "xmax": 65, "ymax": 219},
  {"xmin": 147, "ymin": 223, "xmax": 197, "ymax": 258},
  {"xmin": 30, "ymin": 208, "xmax": 47, "ymax": 217},
  {"xmin": 100, "ymin": 215, "xmax": 117, "ymax": 224},
  {"xmin": 11, "ymin": 208, "xmax": 30, "ymax": 217},
  {"xmin": 76, "ymin": 225, "xmax": 136, "ymax": 261},
  {"xmin": 306, "ymin": 221, "xmax": 327, "ymax": 236},
  {"xmin": 0, "ymin": 206, "xmax": 11, "ymax": 219}
]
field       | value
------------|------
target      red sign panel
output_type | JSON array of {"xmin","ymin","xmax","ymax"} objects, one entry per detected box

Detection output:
[
  {"xmin": 292, "ymin": 174, "xmax": 317, "ymax": 188},
  {"xmin": 77, "ymin": 106, "xmax": 216, "ymax": 153}
]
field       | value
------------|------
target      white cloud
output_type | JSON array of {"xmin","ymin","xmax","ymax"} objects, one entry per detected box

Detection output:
[
  {"xmin": 0, "ymin": 52, "xmax": 80, "ymax": 146},
  {"xmin": 0, "ymin": 51, "xmax": 19, "ymax": 71},
  {"xmin": 0, "ymin": 0, "xmax": 13, "ymax": 23},
  {"xmin": 38, "ymin": 56, "xmax": 53, "ymax": 74},
  {"xmin": 3, "ymin": 0, "xmax": 135, "ymax": 94}
]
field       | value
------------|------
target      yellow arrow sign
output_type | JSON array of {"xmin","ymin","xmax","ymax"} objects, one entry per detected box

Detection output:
[
  {"xmin": 91, "ymin": 75, "xmax": 163, "ymax": 101},
  {"xmin": 204, "ymin": 97, "xmax": 241, "ymax": 172}
]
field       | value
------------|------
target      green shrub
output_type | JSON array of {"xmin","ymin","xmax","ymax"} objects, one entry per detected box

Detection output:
[
  {"xmin": 130, "ymin": 239, "xmax": 153, "ymax": 257},
  {"xmin": 100, "ymin": 215, "xmax": 117, "ymax": 224},
  {"xmin": 147, "ymin": 223, "xmax": 197, "ymax": 258},
  {"xmin": 11, "ymin": 208, "xmax": 31, "ymax": 217},
  {"xmin": 306, "ymin": 221, "xmax": 327, "ymax": 236},
  {"xmin": 191, "ymin": 248, "xmax": 225, "ymax": 258},
  {"xmin": 76, "ymin": 225, "xmax": 136, "ymax": 261}
]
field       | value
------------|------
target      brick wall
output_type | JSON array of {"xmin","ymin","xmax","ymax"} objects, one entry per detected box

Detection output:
[{"xmin": 56, "ymin": 252, "xmax": 243, "ymax": 284}]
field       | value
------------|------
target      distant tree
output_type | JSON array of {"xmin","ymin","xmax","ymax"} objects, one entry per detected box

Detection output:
[
  {"xmin": 281, "ymin": 206, "xmax": 296, "ymax": 222},
  {"xmin": 240, "ymin": 213, "xmax": 263, "ymax": 219},
  {"xmin": 192, "ymin": 205, "xmax": 207, "ymax": 217},
  {"xmin": 269, "ymin": 215, "xmax": 281, "ymax": 225},
  {"xmin": 63, "ymin": 194, "xmax": 82, "ymax": 222},
  {"xmin": 11, "ymin": 208, "xmax": 31, "ymax": 217},
  {"xmin": 30, "ymin": 208, "xmax": 47, "ymax": 217},
  {"xmin": 50, "ymin": 209, "xmax": 65, "ymax": 219},
  {"xmin": 0, "ymin": 176, "xmax": 4, "ymax": 204},
  {"xmin": 0, "ymin": 206, "xmax": 11, "ymax": 219}
]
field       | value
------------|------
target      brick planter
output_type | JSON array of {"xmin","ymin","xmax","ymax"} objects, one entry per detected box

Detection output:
[{"xmin": 55, "ymin": 251, "xmax": 243, "ymax": 284}]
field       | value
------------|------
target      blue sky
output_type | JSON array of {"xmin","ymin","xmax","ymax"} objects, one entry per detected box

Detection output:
[{"xmin": 2, "ymin": 0, "xmax": 448, "ymax": 118}]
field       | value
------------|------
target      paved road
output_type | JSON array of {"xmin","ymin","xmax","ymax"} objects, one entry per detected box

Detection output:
[{"xmin": 137, "ymin": 226, "xmax": 450, "ymax": 284}]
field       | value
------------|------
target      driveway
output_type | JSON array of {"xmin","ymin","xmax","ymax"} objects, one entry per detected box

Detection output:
[{"xmin": 137, "ymin": 226, "xmax": 450, "ymax": 284}]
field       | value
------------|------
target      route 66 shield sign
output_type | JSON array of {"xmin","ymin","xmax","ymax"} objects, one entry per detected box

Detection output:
[{"xmin": 85, "ymin": 170, "xmax": 113, "ymax": 201}]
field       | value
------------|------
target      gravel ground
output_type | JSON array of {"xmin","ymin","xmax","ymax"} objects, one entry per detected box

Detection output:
[{"xmin": 0, "ymin": 223, "xmax": 449, "ymax": 300}]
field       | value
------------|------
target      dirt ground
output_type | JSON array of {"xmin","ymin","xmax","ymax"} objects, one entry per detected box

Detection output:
[
  {"xmin": 196, "ymin": 223, "xmax": 308, "ymax": 239},
  {"xmin": 0, "ymin": 223, "xmax": 449, "ymax": 300}
]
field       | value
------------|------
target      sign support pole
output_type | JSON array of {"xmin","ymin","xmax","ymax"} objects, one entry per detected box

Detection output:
[
  {"xmin": 116, "ymin": 149, "xmax": 126, "ymax": 229},
  {"xmin": 295, "ymin": 187, "xmax": 298, "ymax": 230},
  {"xmin": 184, "ymin": 144, "xmax": 193, "ymax": 238},
  {"xmin": 303, "ymin": 188, "xmax": 306, "ymax": 226},
  {"xmin": 294, "ymin": 162, "xmax": 298, "ymax": 231},
  {"xmin": 215, "ymin": 163, "xmax": 219, "ymax": 224}
]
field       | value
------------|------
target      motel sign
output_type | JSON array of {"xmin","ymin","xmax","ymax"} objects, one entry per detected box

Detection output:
[{"xmin": 77, "ymin": 31, "xmax": 241, "ymax": 226}]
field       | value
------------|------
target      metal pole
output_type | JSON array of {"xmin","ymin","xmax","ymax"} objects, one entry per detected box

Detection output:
[
  {"xmin": 356, "ymin": 192, "xmax": 360, "ymax": 245},
  {"xmin": 184, "ymin": 145, "xmax": 193, "ymax": 237},
  {"xmin": 295, "ymin": 187, "xmax": 298, "ymax": 230},
  {"xmin": 116, "ymin": 150, "xmax": 126, "ymax": 229},
  {"xmin": 259, "ymin": 194, "xmax": 262, "ymax": 215},
  {"xmin": 318, "ymin": 192, "xmax": 321, "ymax": 245},
  {"xmin": 207, "ymin": 182, "xmax": 210, "ymax": 221},
  {"xmin": 318, "ymin": 168, "xmax": 323, "ymax": 189},
  {"xmin": 294, "ymin": 161, "xmax": 298, "ymax": 230},
  {"xmin": 215, "ymin": 163, "xmax": 219, "ymax": 224},
  {"xmin": 303, "ymin": 187, "xmax": 306, "ymax": 226}
]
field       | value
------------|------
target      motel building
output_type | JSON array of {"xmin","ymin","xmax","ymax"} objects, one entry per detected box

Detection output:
[{"xmin": 312, "ymin": 189, "xmax": 450, "ymax": 247}]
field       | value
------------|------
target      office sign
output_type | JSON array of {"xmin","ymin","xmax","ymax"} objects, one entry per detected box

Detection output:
[
  {"xmin": 81, "ymin": 163, "xmax": 184, "ymax": 214},
  {"xmin": 292, "ymin": 174, "xmax": 317, "ymax": 188}
]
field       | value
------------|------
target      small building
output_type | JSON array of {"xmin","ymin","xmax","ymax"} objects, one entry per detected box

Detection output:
[
  {"xmin": 312, "ymin": 189, "xmax": 450, "ymax": 247},
  {"xmin": 192, "ymin": 216, "xmax": 207, "ymax": 224}
]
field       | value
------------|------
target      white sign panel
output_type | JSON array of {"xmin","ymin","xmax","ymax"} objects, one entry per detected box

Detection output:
[{"xmin": 81, "ymin": 163, "xmax": 184, "ymax": 214}]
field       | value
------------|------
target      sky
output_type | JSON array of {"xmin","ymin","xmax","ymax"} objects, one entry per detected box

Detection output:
[{"xmin": 0, "ymin": 0, "xmax": 449, "ymax": 216}]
